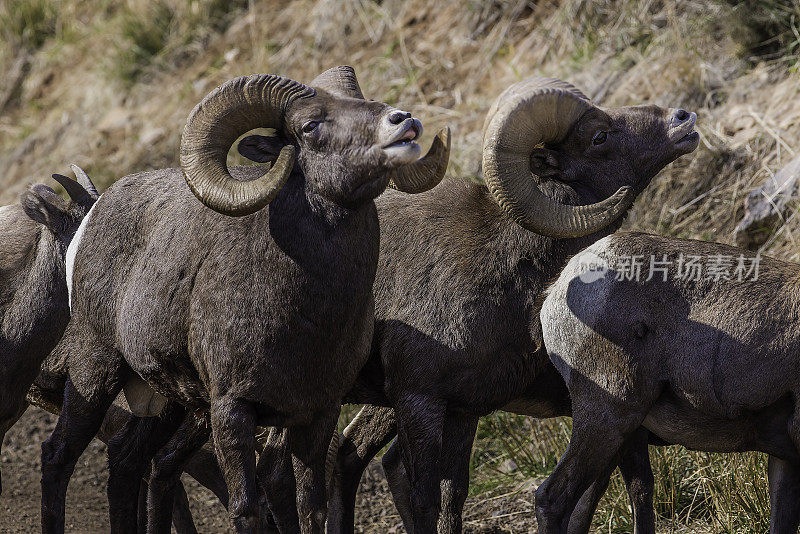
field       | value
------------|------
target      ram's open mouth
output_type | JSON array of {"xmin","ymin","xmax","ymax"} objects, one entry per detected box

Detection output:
[
  {"xmin": 676, "ymin": 131, "xmax": 699, "ymax": 146},
  {"xmin": 669, "ymin": 112, "xmax": 697, "ymax": 146},
  {"xmin": 385, "ymin": 120, "xmax": 421, "ymax": 148}
]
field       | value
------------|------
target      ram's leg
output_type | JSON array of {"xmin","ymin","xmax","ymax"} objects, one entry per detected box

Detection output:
[
  {"xmin": 137, "ymin": 480, "xmax": 149, "ymax": 534},
  {"xmin": 107, "ymin": 403, "xmax": 185, "ymax": 533},
  {"xmin": 436, "ymin": 414, "xmax": 479, "ymax": 534},
  {"xmin": 394, "ymin": 393, "xmax": 446, "ymax": 533},
  {"xmin": 564, "ymin": 427, "xmax": 654, "ymax": 534},
  {"xmin": 170, "ymin": 481, "xmax": 199, "ymax": 534},
  {"xmin": 381, "ymin": 442, "xmax": 413, "ymax": 531},
  {"xmin": 618, "ymin": 429, "xmax": 655, "ymax": 534},
  {"xmin": 565, "ymin": 468, "xmax": 612, "ymax": 534},
  {"xmin": 182, "ymin": 443, "xmax": 229, "ymax": 508},
  {"xmin": 41, "ymin": 375, "xmax": 121, "ymax": 533},
  {"xmin": 146, "ymin": 413, "xmax": 210, "ymax": 534},
  {"xmin": 289, "ymin": 409, "xmax": 340, "ymax": 534},
  {"xmin": 209, "ymin": 397, "xmax": 260, "ymax": 533},
  {"xmin": 767, "ymin": 455, "xmax": 800, "ymax": 533},
  {"xmin": 258, "ymin": 427, "xmax": 297, "ymax": 533},
  {"xmin": 383, "ymin": 413, "xmax": 478, "ymax": 534},
  {"xmin": 534, "ymin": 386, "xmax": 646, "ymax": 534},
  {"xmin": 328, "ymin": 404, "xmax": 397, "ymax": 534}
]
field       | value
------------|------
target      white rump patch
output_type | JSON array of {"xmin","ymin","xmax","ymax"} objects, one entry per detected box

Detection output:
[
  {"xmin": 66, "ymin": 198, "xmax": 99, "ymax": 309},
  {"xmin": 119, "ymin": 373, "xmax": 168, "ymax": 417}
]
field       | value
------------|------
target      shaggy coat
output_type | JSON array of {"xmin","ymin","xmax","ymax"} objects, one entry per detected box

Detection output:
[
  {"xmin": 0, "ymin": 182, "xmax": 90, "ymax": 494},
  {"xmin": 329, "ymin": 104, "xmax": 700, "ymax": 534},
  {"xmin": 537, "ymin": 232, "xmax": 800, "ymax": 533}
]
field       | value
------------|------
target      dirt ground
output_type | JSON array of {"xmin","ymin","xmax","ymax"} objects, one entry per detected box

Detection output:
[{"xmin": 1, "ymin": 407, "xmax": 538, "ymax": 533}]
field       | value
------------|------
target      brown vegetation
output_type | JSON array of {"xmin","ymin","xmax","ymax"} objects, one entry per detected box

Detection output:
[{"xmin": 1, "ymin": 0, "xmax": 799, "ymax": 531}]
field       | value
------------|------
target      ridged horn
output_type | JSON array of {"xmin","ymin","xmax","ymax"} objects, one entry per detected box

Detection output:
[
  {"xmin": 310, "ymin": 65, "xmax": 364, "ymax": 99},
  {"xmin": 180, "ymin": 74, "xmax": 315, "ymax": 216},
  {"xmin": 482, "ymin": 77, "xmax": 636, "ymax": 238},
  {"xmin": 388, "ymin": 127, "xmax": 451, "ymax": 194}
]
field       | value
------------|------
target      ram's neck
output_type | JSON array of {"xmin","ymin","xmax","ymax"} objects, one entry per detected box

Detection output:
[{"xmin": 264, "ymin": 171, "xmax": 380, "ymax": 278}]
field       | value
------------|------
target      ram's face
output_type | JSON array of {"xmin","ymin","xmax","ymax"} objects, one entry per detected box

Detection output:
[
  {"xmin": 283, "ymin": 91, "xmax": 425, "ymax": 208},
  {"xmin": 539, "ymin": 105, "xmax": 698, "ymax": 205}
]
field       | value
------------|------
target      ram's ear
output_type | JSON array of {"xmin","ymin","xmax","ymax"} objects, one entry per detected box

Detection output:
[
  {"xmin": 237, "ymin": 135, "xmax": 283, "ymax": 163},
  {"xmin": 529, "ymin": 147, "xmax": 562, "ymax": 180},
  {"xmin": 20, "ymin": 184, "xmax": 71, "ymax": 231}
]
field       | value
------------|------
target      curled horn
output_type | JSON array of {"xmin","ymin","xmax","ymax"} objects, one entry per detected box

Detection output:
[
  {"xmin": 180, "ymin": 74, "xmax": 315, "ymax": 216},
  {"xmin": 388, "ymin": 127, "xmax": 451, "ymax": 194},
  {"xmin": 482, "ymin": 77, "xmax": 636, "ymax": 238},
  {"xmin": 310, "ymin": 65, "xmax": 364, "ymax": 99}
]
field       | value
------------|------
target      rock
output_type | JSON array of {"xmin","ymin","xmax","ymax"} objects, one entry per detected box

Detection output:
[
  {"xmin": 224, "ymin": 47, "xmax": 240, "ymax": 63},
  {"xmin": 139, "ymin": 126, "xmax": 166, "ymax": 146},
  {"xmin": 734, "ymin": 154, "xmax": 800, "ymax": 250},
  {"xmin": 97, "ymin": 107, "xmax": 135, "ymax": 134}
]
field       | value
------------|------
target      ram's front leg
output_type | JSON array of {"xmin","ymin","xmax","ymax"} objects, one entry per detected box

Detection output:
[
  {"xmin": 107, "ymin": 403, "xmax": 186, "ymax": 533},
  {"xmin": 382, "ymin": 412, "xmax": 477, "ymax": 534},
  {"xmin": 257, "ymin": 427, "xmax": 293, "ymax": 533},
  {"xmin": 209, "ymin": 397, "xmax": 261, "ymax": 533},
  {"xmin": 289, "ymin": 409, "xmax": 340, "ymax": 534}
]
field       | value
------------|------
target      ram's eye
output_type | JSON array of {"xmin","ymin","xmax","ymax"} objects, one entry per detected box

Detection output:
[
  {"xmin": 592, "ymin": 131, "xmax": 608, "ymax": 145},
  {"xmin": 302, "ymin": 121, "xmax": 319, "ymax": 134}
]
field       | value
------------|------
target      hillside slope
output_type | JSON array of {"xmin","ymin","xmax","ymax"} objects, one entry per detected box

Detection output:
[{"xmin": 1, "ymin": 1, "xmax": 800, "ymax": 532}]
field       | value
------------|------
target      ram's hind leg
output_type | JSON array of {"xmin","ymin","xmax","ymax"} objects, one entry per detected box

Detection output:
[
  {"xmin": 767, "ymin": 455, "xmax": 800, "ymax": 533},
  {"xmin": 769, "ymin": 401, "xmax": 800, "ymax": 533},
  {"xmin": 564, "ymin": 427, "xmax": 654, "ymax": 534},
  {"xmin": 328, "ymin": 405, "xmax": 397, "ymax": 534},
  {"xmin": 41, "ymin": 374, "xmax": 122, "ymax": 533},
  {"xmin": 618, "ymin": 429, "xmax": 655, "ymax": 534},
  {"xmin": 107, "ymin": 403, "xmax": 186, "ymax": 533},
  {"xmin": 145, "ymin": 411, "xmax": 210, "ymax": 534}
]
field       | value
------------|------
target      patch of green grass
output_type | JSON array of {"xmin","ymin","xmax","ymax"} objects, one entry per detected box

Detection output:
[
  {"xmin": 111, "ymin": 1, "xmax": 174, "ymax": 84},
  {"xmin": 109, "ymin": 0, "xmax": 249, "ymax": 85},
  {"xmin": 724, "ymin": 0, "xmax": 800, "ymax": 61},
  {"xmin": 0, "ymin": 0, "xmax": 57, "ymax": 50},
  {"xmin": 470, "ymin": 415, "xmax": 772, "ymax": 533}
]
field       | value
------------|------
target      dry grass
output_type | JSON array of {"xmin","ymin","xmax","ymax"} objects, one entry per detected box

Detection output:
[{"xmin": 2, "ymin": 0, "xmax": 800, "ymax": 531}]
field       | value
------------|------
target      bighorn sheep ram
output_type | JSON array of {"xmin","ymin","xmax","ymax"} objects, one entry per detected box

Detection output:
[
  {"xmin": 40, "ymin": 66, "xmax": 449, "ymax": 534},
  {"xmin": 0, "ymin": 167, "xmax": 97, "ymax": 494},
  {"xmin": 303, "ymin": 77, "xmax": 700, "ymax": 533},
  {"xmin": 538, "ymin": 232, "xmax": 800, "ymax": 533}
]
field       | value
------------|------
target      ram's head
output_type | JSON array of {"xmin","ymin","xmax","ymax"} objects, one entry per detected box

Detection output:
[
  {"xmin": 181, "ymin": 66, "xmax": 450, "ymax": 215},
  {"xmin": 482, "ymin": 77, "xmax": 698, "ymax": 238}
]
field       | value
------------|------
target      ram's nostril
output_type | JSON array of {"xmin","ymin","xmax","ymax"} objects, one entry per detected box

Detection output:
[
  {"xmin": 675, "ymin": 109, "xmax": 690, "ymax": 122},
  {"xmin": 388, "ymin": 111, "xmax": 411, "ymax": 125}
]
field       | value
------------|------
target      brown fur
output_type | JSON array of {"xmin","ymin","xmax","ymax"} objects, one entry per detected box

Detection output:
[{"xmin": 537, "ymin": 232, "xmax": 800, "ymax": 532}]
